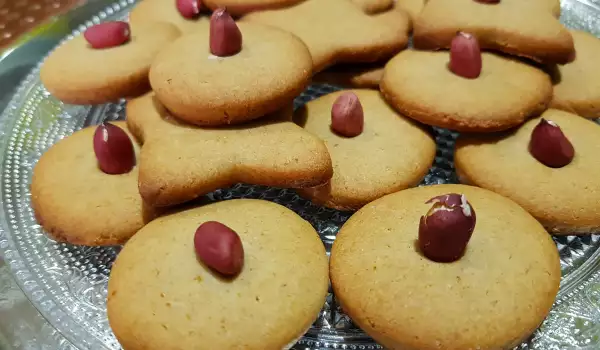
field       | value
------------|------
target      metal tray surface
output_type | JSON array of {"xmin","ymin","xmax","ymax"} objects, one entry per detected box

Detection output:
[{"xmin": 2, "ymin": 0, "xmax": 600, "ymax": 349}]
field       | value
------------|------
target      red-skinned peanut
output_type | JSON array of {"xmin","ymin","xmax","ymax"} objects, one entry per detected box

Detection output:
[
  {"xmin": 529, "ymin": 118, "xmax": 575, "ymax": 168},
  {"xmin": 209, "ymin": 8, "xmax": 242, "ymax": 57},
  {"xmin": 331, "ymin": 92, "xmax": 364, "ymax": 137},
  {"xmin": 176, "ymin": 0, "xmax": 202, "ymax": 19},
  {"xmin": 194, "ymin": 221, "xmax": 244, "ymax": 277},
  {"xmin": 84, "ymin": 21, "xmax": 130, "ymax": 49},
  {"xmin": 418, "ymin": 193, "xmax": 476, "ymax": 263},
  {"xmin": 93, "ymin": 122, "xmax": 136, "ymax": 175},
  {"xmin": 449, "ymin": 32, "xmax": 482, "ymax": 79}
]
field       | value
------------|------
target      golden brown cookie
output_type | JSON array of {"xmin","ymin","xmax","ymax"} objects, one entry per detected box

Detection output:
[
  {"xmin": 149, "ymin": 22, "xmax": 312, "ymax": 126},
  {"xmin": 40, "ymin": 22, "xmax": 180, "ymax": 105},
  {"xmin": 295, "ymin": 90, "xmax": 436, "ymax": 210},
  {"xmin": 313, "ymin": 63, "xmax": 385, "ymax": 89},
  {"xmin": 550, "ymin": 30, "xmax": 600, "ymax": 119},
  {"xmin": 126, "ymin": 93, "xmax": 333, "ymax": 207},
  {"xmin": 330, "ymin": 184, "xmax": 561, "ymax": 350},
  {"xmin": 31, "ymin": 122, "xmax": 156, "ymax": 246},
  {"xmin": 548, "ymin": 0, "xmax": 561, "ymax": 17},
  {"xmin": 380, "ymin": 49, "xmax": 553, "ymax": 132},
  {"xmin": 242, "ymin": 0, "xmax": 411, "ymax": 72},
  {"xmin": 395, "ymin": 0, "xmax": 425, "ymax": 21},
  {"xmin": 203, "ymin": 0, "xmax": 304, "ymax": 16},
  {"xmin": 413, "ymin": 0, "xmax": 573, "ymax": 64},
  {"xmin": 108, "ymin": 199, "xmax": 329, "ymax": 350},
  {"xmin": 129, "ymin": 0, "xmax": 209, "ymax": 33},
  {"xmin": 455, "ymin": 109, "xmax": 600, "ymax": 235},
  {"xmin": 351, "ymin": 0, "xmax": 394, "ymax": 14}
]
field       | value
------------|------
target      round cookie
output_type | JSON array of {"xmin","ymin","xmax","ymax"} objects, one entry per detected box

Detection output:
[
  {"xmin": 381, "ymin": 49, "xmax": 553, "ymax": 132},
  {"xmin": 203, "ymin": 0, "xmax": 305, "ymax": 16},
  {"xmin": 313, "ymin": 63, "xmax": 385, "ymax": 89},
  {"xmin": 149, "ymin": 22, "xmax": 312, "ymax": 126},
  {"xmin": 129, "ymin": 0, "xmax": 210, "ymax": 34},
  {"xmin": 330, "ymin": 184, "xmax": 561, "ymax": 350},
  {"xmin": 31, "ymin": 122, "xmax": 155, "ymax": 246},
  {"xmin": 455, "ymin": 109, "xmax": 600, "ymax": 235},
  {"xmin": 350, "ymin": 0, "xmax": 394, "ymax": 14},
  {"xmin": 40, "ymin": 22, "xmax": 180, "ymax": 105},
  {"xmin": 107, "ymin": 199, "xmax": 329, "ymax": 350},
  {"xmin": 296, "ymin": 90, "xmax": 436, "ymax": 210},
  {"xmin": 551, "ymin": 30, "xmax": 600, "ymax": 119}
]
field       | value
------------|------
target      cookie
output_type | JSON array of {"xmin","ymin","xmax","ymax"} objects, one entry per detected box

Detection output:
[
  {"xmin": 40, "ymin": 22, "xmax": 180, "ymax": 105},
  {"xmin": 455, "ymin": 109, "xmax": 600, "ymax": 235},
  {"xmin": 351, "ymin": 0, "xmax": 394, "ymax": 14},
  {"xmin": 413, "ymin": 0, "xmax": 574, "ymax": 64},
  {"xmin": 243, "ymin": 0, "xmax": 411, "ymax": 73},
  {"xmin": 550, "ymin": 30, "xmax": 600, "ymax": 119},
  {"xmin": 203, "ymin": 0, "xmax": 304, "ymax": 16},
  {"xmin": 380, "ymin": 49, "xmax": 553, "ymax": 132},
  {"xmin": 313, "ymin": 62, "xmax": 385, "ymax": 89},
  {"xmin": 395, "ymin": 0, "xmax": 425, "ymax": 21},
  {"xmin": 149, "ymin": 20, "xmax": 312, "ymax": 126},
  {"xmin": 548, "ymin": 0, "xmax": 562, "ymax": 17},
  {"xmin": 126, "ymin": 93, "xmax": 333, "ymax": 207},
  {"xmin": 295, "ymin": 90, "xmax": 436, "ymax": 210},
  {"xmin": 31, "ymin": 122, "xmax": 156, "ymax": 246},
  {"xmin": 129, "ymin": 0, "xmax": 209, "ymax": 34},
  {"xmin": 108, "ymin": 199, "xmax": 329, "ymax": 350},
  {"xmin": 330, "ymin": 184, "xmax": 560, "ymax": 350}
]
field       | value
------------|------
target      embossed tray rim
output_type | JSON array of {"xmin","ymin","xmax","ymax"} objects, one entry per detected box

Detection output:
[{"xmin": 1, "ymin": 0, "xmax": 600, "ymax": 349}]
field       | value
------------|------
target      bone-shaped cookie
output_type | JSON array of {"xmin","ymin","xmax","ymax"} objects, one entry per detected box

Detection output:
[
  {"xmin": 413, "ymin": 0, "xmax": 573, "ymax": 64},
  {"xmin": 129, "ymin": 0, "xmax": 210, "ymax": 34},
  {"xmin": 242, "ymin": 0, "xmax": 411, "ymax": 72},
  {"xmin": 126, "ymin": 93, "xmax": 333, "ymax": 207}
]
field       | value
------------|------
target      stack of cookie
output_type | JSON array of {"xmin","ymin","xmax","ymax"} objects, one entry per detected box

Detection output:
[
  {"xmin": 34, "ymin": 0, "xmax": 425, "ymax": 244},
  {"xmin": 30, "ymin": 0, "xmax": 600, "ymax": 349}
]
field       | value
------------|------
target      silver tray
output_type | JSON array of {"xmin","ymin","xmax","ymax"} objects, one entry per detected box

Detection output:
[{"xmin": 2, "ymin": 0, "xmax": 600, "ymax": 349}]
